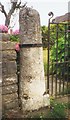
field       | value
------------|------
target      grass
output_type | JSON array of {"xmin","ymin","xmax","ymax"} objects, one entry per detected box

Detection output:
[
  {"xmin": 43, "ymin": 48, "xmax": 48, "ymax": 76},
  {"xmin": 47, "ymin": 102, "xmax": 67, "ymax": 119},
  {"xmin": 27, "ymin": 98, "xmax": 68, "ymax": 119},
  {"xmin": 42, "ymin": 49, "xmax": 69, "ymax": 119}
]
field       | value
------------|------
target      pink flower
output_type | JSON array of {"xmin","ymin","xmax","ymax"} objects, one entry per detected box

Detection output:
[
  {"xmin": 67, "ymin": 30, "xmax": 70, "ymax": 32},
  {"xmin": 15, "ymin": 43, "xmax": 20, "ymax": 52},
  {"xmin": 13, "ymin": 30, "xmax": 20, "ymax": 35},
  {"xmin": 0, "ymin": 25, "xmax": 8, "ymax": 33}
]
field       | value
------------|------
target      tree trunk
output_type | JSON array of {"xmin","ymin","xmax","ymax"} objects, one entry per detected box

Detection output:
[{"xmin": 5, "ymin": 16, "xmax": 10, "ymax": 27}]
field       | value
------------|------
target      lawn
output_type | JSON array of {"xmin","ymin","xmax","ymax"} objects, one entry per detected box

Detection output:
[{"xmin": 43, "ymin": 48, "xmax": 48, "ymax": 76}]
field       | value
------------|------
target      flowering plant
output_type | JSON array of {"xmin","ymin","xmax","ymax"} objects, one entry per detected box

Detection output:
[
  {"xmin": 0, "ymin": 25, "xmax": 8, "ymax": 33},
  {"xmin": 10, "ymin": 29, "xmax": 20, "ymax": 42},
  {"xmin": 15, "ymin": 43, "xmax": 20, "ymax": 51},
  {"xmin": 13, "ymin": 30, "xmax": 20, "ymax": 35}
]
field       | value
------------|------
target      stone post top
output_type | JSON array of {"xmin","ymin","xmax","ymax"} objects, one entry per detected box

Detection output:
[
  {"xmin": 19, "ymin": 7, "xmax": 42, "ymax": 44},
  {"xmin": 20, "ymin": 7, "xmax": 40, "ymax": 17}
]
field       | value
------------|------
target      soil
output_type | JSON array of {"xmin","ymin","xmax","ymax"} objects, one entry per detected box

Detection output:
[
  {"xmin": 0, "ymin": 77, "xmax": 70, "ymax": 120},
  {"xmin": 2, "ymin": 96, "xmax": 70, "ymax": 120},
  {"xmin": 2, "ymin": 106, "xmax": 70, "ymax": 119}
]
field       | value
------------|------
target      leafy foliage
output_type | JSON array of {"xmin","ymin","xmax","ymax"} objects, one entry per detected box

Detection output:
[
  {"xmin": 41, "ymin": 24, "xmax": 65, "ymax": 48},
  {"xmin": 50, "ymin": 37, "xmax": 68, "ymax": 62},
  {"xmin": 10, "ymin": 34, "xmax": 20, "ymax": 42},
  {"xmin": 41, "ymin": 26, "xmax": 48, "ymax": 47},
  {"xmin": 10, "ymin": 29, "xmax": 20, "ymax": 42},
  {"xmin": 47, "ymin": 100, "xmax": 66, "ymax": 118},
  {"xmin": 49, "ymin": 23, "xmax": 70, "ymax": 81},
  {"xmin": 50, "ymin": 36, "xmax": 69, "ymax": 79},
  {"xmin": 50, "ymin": 36, "xmax": 69, "ymax": 81}
]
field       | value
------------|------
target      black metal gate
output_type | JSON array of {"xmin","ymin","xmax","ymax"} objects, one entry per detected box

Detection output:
[{"xmin": 47, "ymin": 12, "xmax": 70, "ymax": 97}]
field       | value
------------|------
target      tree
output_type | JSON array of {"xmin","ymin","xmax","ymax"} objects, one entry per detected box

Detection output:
[{"xmin": 0, "ymin": 0, "xmax": 27, "ymax": 28}]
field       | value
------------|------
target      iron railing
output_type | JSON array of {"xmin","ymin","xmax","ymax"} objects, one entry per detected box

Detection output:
[{"xmin": 47, "ymin": 12, "xmax": 70, "ymax": 96}]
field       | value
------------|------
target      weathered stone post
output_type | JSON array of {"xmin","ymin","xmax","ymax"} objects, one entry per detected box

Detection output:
[{"xmin": 19, "ymin": 7, "xmax": 49, "ymax": 111}]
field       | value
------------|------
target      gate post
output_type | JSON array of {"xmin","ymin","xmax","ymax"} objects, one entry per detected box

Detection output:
[
  {"xmin": 47, "ymin": 12, "xmax": 54, "ymax": 94},
  {"xmin": 19, "ymin": 7, "xmax": 50, "ymax": 112}
]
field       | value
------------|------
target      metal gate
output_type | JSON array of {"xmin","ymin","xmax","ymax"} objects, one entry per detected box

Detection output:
[{"xmin": 47, "ymin": 12, "xmax": 70, "ymax": 97}]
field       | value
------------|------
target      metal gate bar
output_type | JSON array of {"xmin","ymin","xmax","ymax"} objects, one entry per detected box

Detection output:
[{"xmin": 47, "ymin": 12, "xmax": 70, "ymax": 96}]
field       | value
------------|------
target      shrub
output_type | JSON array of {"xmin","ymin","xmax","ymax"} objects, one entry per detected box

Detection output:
[
  {"xmin": 50, "ymin": 37, "xmax": 69, "ymax": 81},
  {"xmin": 10, "ymin": 29, "xmax": 20, "ymax": 42},
  {"xmin": 0, "ymin": 25, "xmax": 8, "ymax": 33},
  {"xmin": 10, "ymin": 35, "xmax": 20, "ymax": 42}
]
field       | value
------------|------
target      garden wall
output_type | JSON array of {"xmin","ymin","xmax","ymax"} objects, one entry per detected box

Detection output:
[{"xmin": 1, "ymin": 40, "xmax": 19, "ymax": 115}]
